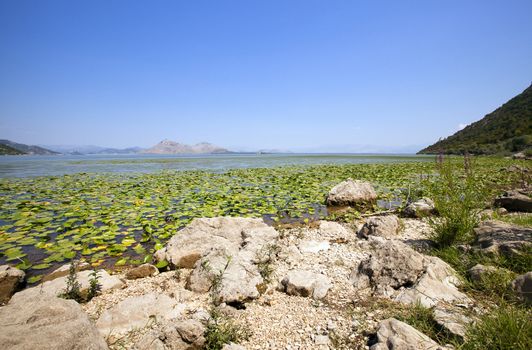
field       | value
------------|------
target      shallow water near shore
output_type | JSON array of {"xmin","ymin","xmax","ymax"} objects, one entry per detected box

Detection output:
[{"xmin": 0, "ymin": 153, "xmax": 432, "ymax": 178}]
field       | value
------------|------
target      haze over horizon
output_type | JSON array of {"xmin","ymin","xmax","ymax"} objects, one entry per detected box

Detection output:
[{"xmin": 1, "ymin": 1, "xmax": 531, "ymax": 152}]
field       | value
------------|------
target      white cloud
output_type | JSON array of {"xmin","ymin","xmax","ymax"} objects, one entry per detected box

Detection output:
[{"xmin": 457, "ymin": 123, "xmax": 468, "ymax": 131}]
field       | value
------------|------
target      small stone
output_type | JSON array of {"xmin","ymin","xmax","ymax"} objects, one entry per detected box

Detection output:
[
  {"xmin": 315, "ymin": 335, "xmax": 330, "ymax": 346},
  {"xmin": 512, "ymin": 272, "xmax": 532, "ymax": 304},
  {"xmin": 125, "ymin": 263, "xmax": 159, "ymax": 280}
]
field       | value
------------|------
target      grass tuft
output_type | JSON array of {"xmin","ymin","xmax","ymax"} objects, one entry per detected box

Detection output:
[
  {"xmin": 204, "ymin": 308, "xmax": 251, "ymax": 350},
  {"xmin": 462, "ymin": 303, "xmax": 532, "ymax": 350}
]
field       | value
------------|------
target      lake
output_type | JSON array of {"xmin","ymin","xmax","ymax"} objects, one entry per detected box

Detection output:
[{"xmin": 0, "ymin": 153, "xmax": 434, "ymax": 178}]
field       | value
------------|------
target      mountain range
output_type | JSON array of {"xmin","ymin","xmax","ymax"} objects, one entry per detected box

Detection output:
[
  {"xmin": 419, "ymin": 83, "xmax": 532, "ymax": 155},
  {"xmin": 0, "ymin": 139, "xmax": 60, "ymax": 155},
  {"xmin": 0, "ymin": 139, "xmax": 232, "ymax": 155},
  {"xmin": 141, "ymin": 139, "xmax": 229, "ymax": 154}
]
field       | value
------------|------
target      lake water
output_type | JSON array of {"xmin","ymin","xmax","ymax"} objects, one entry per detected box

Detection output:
[{"xmin": 0, "ymin": 153, "xmax": 434, "ymax": 178}]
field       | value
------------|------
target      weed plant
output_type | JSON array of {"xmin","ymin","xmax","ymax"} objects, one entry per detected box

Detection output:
[
  {"xmin": 462, "ymin": 302, "xmax": 531, "ymax": 350},
  {"xmin": 427, "ymin": 155, "xmax": 488, "ymax": 247},
  {"xmin": 59, "ymin": 260, "xmax": 83, "ymax": 302},
  {"xmin": 204, "ymin": 308, "xmax": 251, "ymax": 350}
]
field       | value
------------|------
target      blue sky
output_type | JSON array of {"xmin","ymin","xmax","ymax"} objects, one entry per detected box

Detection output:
[{"xmin": 1, "ymin": 1, "xmax": 531, "ymax": 152}]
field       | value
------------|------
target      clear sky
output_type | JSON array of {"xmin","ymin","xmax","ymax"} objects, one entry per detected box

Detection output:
[{"xmin": 1, "ymin": 0, "xmax": 531, "ymax": 152}]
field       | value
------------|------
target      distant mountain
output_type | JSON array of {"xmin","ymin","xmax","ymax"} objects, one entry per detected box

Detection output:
[
  {"xmin": 43, "ymin": 145, "xmax": 143, "ymax": 155},
  {"xmin": 0, "ymin": 143, "xmax": 25, "ymax": 155},
  {"xmin": 0, "ymin": 139, "xmax": 59, "ymax": 155},
  {"xmin": 419, "ymin": 84, "xmax": 532, "ymax": 155},
  {"xmin": 256, "ymin": 149, "xmax": 293, "ymax": 154},
  {"xmin": 142, "ymin": 139, "xmax": 230, "ymax": 154}
]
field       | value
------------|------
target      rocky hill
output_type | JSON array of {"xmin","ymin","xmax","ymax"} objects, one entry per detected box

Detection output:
[
  {"xmin": 0, "ymin": 139, "xmax": 59, "ymax": 155},
  {"xmin": 142, "ymin": 139, "xmax": 230, "ymax": 154},
  {"xmin": 0, "ymin": 143, "xmax": 25, "ymax": 155},
  {"xmin": 419, "ymin": 83, "xmax": 532, "ymax": 155}
]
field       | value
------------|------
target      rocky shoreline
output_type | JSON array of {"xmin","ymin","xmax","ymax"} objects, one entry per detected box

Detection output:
[{"xmin": 1, "ymin": 179, "xmax": 530, "ymax": 349}]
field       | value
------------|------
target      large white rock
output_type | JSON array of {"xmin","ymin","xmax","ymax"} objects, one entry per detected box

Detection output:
[
  {"xmin": 133, "ymin": 318, "xmax": 206, "ymax": 350},
  {"xmin": 351, "ymin": 240, "xmax": 469, "ymax": 307},
  {"xmin": 42, "ymin": 262, "xmax": 91, "ymax": 282},
  {"xmin": 280, "ymin": 270, "xmax": 331, "ymax": 299},
  {"xmin": 157, "ymin": 217, "xmax": 279, "ymax": 305},
  {"xmin": 326, "ymin": 179, "xmax": 377, "ymax": 207},
  {"xmin": 403, "ymin": 198, "xmax": 435, "ymax": 218},
  {"xmin": 96, "ymin": 293, "xmax": 186, "ymax": 337},
  {"xmin": 318, "ymin": 221, "xmax": 353, "ymax": 240},
  {"xmin": 370, "ymin": 318, "xmax": 450, "ymax": 350},
  {"xmin": 14, "ymin": 269, "xmax": 124, "ymax": 300},
  {"xmin": 0, "ymin": 293, "xmax": 108, "ymax": 350},
  {"xmin": 358, "ymin": 215, "xmax": 401, "ymax": 239},
  {"xmin": 155, "ymin": 217, "xmax": 278, "ymax": 268}
]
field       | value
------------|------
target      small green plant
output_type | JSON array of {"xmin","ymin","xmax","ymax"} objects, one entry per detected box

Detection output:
[
  {"xmin": 87, "ymin": 270, "xmax": 101, "ymax": 301},
  {"xmin": 59, "ymin": 260, "xmax": 83, "ymax": 302},
  {"xmin": 427, "ymin": 155, "xmax": 487, "ymax": 247},
  {"xmin": 462, "ymin": 303, "xmax": 532, "ymax": 350},
  {"xmin": 494, "ymin": 213, "xmax": 532, "ymax": 228},
  {"xmin": 200, "ymin": 255, "xmax": 233, "ymax": 303},
  {"xmin": 256, "ymin": 243, "xmax": 280, "ymax": 284},
  {"xmin": 204, "ymin": 308, "xmax": 251, "ymax": 350}
]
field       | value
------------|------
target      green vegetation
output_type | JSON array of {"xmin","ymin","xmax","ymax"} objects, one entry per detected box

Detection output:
[
  {"xmin": 58, "ymin": 260, "xmax": 101, "ymax": 302},
  {"xmin": 395, "ymin": 302, "xmax": 459, "ymax": 346},
  {"xmin": 0, "ymin": 139, "xmax": 59, "ymax": 155},
  {"xmin": 204, "ymin": 308, "xmax": 251, "ymax": 350},
  {"xmin": 0, "ymin": 143, "xmax": 24, "ymax": 155},
  {"xmin": 419, "ymin": 84, "xmax": 532, "ymax": 155},
  {"xmin": 87, "ymin": 270, "xmax": 101, "ymax": 300},
  {"xmin": 495, "ymin": 212, "xmax": 532, "ymax": 228},
  {"xmin": 462, "ymin": 304, "xmax": 531, "ymax": 350},
  {"xmin": 427, "ymin": 155, "xmax": 487, "ymax": 247},
  {"xmin": 58, "ymin": 260, "xmax": 83, "ymax": 302},
  {"xmin": 0, "ymin": 158, "xmax": 523, "ymax": 282}
]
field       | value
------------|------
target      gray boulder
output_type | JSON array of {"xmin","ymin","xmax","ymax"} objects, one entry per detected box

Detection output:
[
  {"xmin": 512, "ymin": 272, "xmax": 532, "ymax": 304},
  {"xmin": 433, "ymin": 306, "xmax": 472, "ymax": 339},
  {"xmin": 358, "ymin": 215, "xmax": 401, "ymax": 239},
  {"xmin": 403, "ymin": 198, "xmax": 435, "ymax": 218},
  {"xmin": 370, "ymin": 318, "xmax": 450, "ymax": 350},
  {"xmin": 0, "ymin": 293, "xmax": 108, "ymax": 350},
  {"xmin": 125, "ymin": 263, "xmax": 159, "ymax": 280},
  {"xmin": 14, "ymin": 269, "xmax": 124, "ymax": 300},
  {"xmin": 279, "ymin": 270, "xmax": 331, "ymax": 299},
  {"xmin": 157, "ymin": 217, "xmax": 279, "ymax": 305},
  {"xmin": 42, "ymin": 261, "xmax": 91, "ymax": 282},
  {"xmin": 512, "ymin": 152, "xmax": 526, "ymax": 160},
  {"xmin": 467, "ymin": 264, "xmax": 499, "ymax": 282},
  {"xmin": 352, "ymin": 240, "xmax": 468, "ymax": 307},
  {"xmin": 186, "ymin": 247, "xmax": 262, "ymax": 305},
  {"xmin": 494, "ymin": 190, "xmax": 532, "ymax": 212},
  {"xmin": 96, "ymin": 293, "xmax": 186, "ymax": 337},
  {"xmin": 473, "ymin": 220, "xmax": 531, "ymax": 257},
  {"xmin": 0, "ymin": 265, "xmax": 25, "ymax": 304},
  {"xmin": 133, "ymin": 318, "xmax": 206, "ymax": 350},
  {"xmin": 326, "ymin": 179, "xmax": 377, "ymax": 207}
]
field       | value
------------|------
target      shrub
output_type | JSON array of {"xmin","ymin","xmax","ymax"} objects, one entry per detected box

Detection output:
[
  {"xmin": 427, "ymin": 155, "xmax": 487, "ymax": 247},
  {"xmin": 58, "ymin": 260, "xmax": 83, "ymax": 302},
  {"xmin": 87, "ymin": 270, "xmax": 101, "ymax": 301},
  {"xmin": 204, "ymin": 308, "xmax": 251, "ymax": 350}
]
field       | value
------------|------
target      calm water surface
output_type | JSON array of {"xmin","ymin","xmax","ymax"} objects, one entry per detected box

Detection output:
[{"xmin": 0, "ymin": 153, "xmax": 433, "ymax": 178}]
